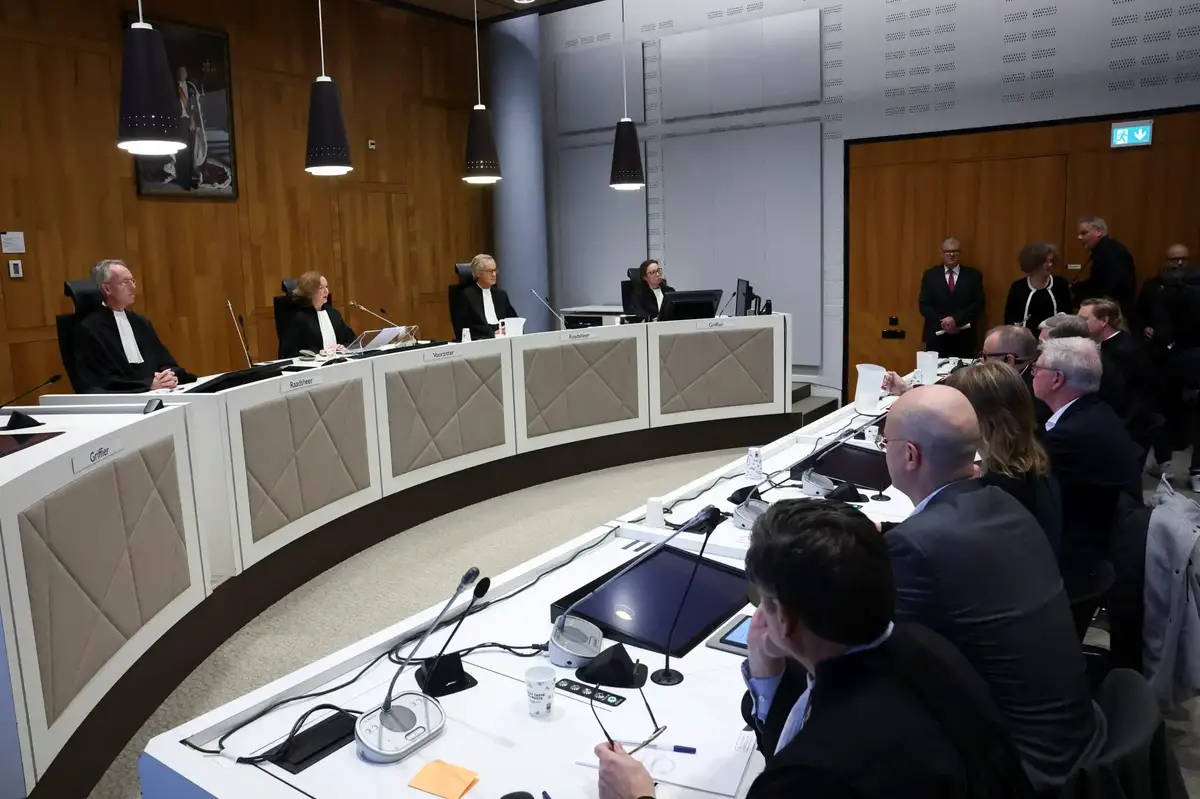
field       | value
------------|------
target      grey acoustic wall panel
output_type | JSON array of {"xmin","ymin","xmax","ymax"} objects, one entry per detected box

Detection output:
[
  {"xmin": 556, "ymin": 143, "xmax": 648, "ymax": 308},
  {"xmin": 556, "ymin": 43, "xmax": 645, "ymax": 133},
  {"xmin": 524, "ymin": 338, "xmax": 639, "ymax": 437},
  {"xmin": 659, "ymin": 9, "xmax": 820, "ymax": 120},
  {"xmin": 662, "ymin": 122, "xmax": 822, "ymax": 366}
]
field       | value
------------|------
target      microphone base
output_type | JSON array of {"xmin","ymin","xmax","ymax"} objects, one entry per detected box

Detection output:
[
  {"xmin": 650, "ymin": 667, "xmax": 685, "ymax": 687},
  {"xmin": 354, "ymin": 691, "xmax": 446, "ymax": 764},
  {"xmin": 415, "ymin": 654, "xmax": 479, "ymax": 698}
]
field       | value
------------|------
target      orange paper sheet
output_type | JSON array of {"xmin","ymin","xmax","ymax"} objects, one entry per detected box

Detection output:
[{"xmin": 408, "ymin": 760, "xmax": 480, "ymax": 799}]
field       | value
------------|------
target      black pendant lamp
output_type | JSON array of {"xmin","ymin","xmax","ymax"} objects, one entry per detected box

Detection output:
[
  {"xmin": 117, "ymin": 0, "xmax": 185, "ymax": 156},
  {"xmin": 305, "ymin": 0, "xmax": 352, "ymax": 176},
  {"xmin": 463, "ymin": 0, "xmax": 501, "ymax": 184},
  {"xmin": 610, "ymin": 0, "xmax": 644, "ymax": 191}
]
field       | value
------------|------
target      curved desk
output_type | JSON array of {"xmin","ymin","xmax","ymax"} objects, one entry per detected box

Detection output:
[{"xmin": 0, "ymin": 315, "xmax": 814, "ymax": 798}]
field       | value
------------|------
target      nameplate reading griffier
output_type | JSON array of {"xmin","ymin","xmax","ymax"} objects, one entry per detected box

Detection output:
[
  {"xmin": 560, "ymin": 330, "xmax": 595, "ymax": 342},
  {"xmin": 697, "ymin": 320, "xmax": 730, "ymax": 330},
  {"xmin": 72, "ymin": 439, "xmax": 125, "ymax": 474},
  {"xmin": 281, "ymin": 374, "xmax": 322, "ymax": 394},
  {"xmin": 423, "ymin": 348, "xmax": 460, "ymax": 362}
]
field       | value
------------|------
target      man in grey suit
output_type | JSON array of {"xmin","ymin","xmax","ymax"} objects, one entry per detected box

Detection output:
[{"xmin": 882, "ymin": 386, "xmax": 1102, "ymax": 794}]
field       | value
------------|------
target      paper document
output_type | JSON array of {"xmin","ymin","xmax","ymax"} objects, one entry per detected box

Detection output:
[
  {"xmin": 934, "ymin": 322, "xmax": 972, "ymax": 337},
  {"xmin": 0, "ymin": 232, "xmax": 24, "ymax": 254},
  {"xmin": 351, "ymin": 326, "xmax": 408, "ymax": 351},
  {"xmin": 581, "ymin": 730, "xmax": 755, "ymax": 797}
]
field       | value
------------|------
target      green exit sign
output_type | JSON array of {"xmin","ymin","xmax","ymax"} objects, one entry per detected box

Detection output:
[{"xmin": 1111, "ymin": 120, "xmax": 1153, "ymax": 148}]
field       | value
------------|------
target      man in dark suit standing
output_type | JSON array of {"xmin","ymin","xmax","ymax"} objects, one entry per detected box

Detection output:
[
  {"xmin": 458, "ymin": 253, "xmax": 518, "ymax": 341},
  {"xmin": 1032, "ymin": 337, "xmax": 1142, "ymax": 580},
  {"xmin": 1076, "ymin": 216, "xmax": 1136, "ymax": 321},
  {"xmin": 882, "ymin": 386, "xmax": 1102, "ymax": 794},
  {"xmin": 594, "ymin": 499, "xmax": 1035, "ymax": 799},
  {"xmin": 919, "ymin": 237, "xmax": 985, "ymax": 358}
]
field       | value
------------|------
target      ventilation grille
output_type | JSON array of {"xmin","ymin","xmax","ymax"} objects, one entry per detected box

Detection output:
[
  {"xmin": 934, "ymin": 80, "xmax": 956, "ymax": 90},
  {"xmin": 1004, "ymin": 52, "xmax": 1029, "ymax": 63},
  {"xmin": 935, "ymin": 99, "xmax": 956, "ymax": 110},
  {"xmin": 910, "ymin": 45, "xmax": 933, "ymax": 56},
  {"xmin": 1004, "ymin": 32, "xmax": 1028, "ymax": 43},
  {"xmin": 1032, "ymin": 47, "xmax": 1057, "ymax": 58},
  {"xmin": 1031, "ymin": 88, "xmax": 1055, "ymax": 100},
  {"xmin": 935, "ymin": 42, "xmax": 956, "ymax": 53},
  {"xmin": 1109, "ymin": 77, "xmax": 1136, "ymax": 89},
  {"xmin": 1031, "ymin": 67, "xmax": 1055, "ymax": 79},
  {"xmin": 935, "ymin": 61, "xmax": 957, "ymax": 71},
  {"xmin": 1111, "ymin": 35, "xmax": 1138, "ymax": 47},
  {"xmin": 1003, "ymin": 72, "xmax": 1027, "ymax": 83},
  {"xmin": 1109, "ymin": 56, "xmax": 1137, "ymax": 69},
  {"xmin": 935, "ymin": 22, "xmax": 956, "ymax": 34},
  {"xmin": 1142, "ymin": 52, "xmax": 1171, "ymax": 65}
]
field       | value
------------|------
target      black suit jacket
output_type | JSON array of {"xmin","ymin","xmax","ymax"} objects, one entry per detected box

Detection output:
[
  {"xmin": 75, "ymin": 307, "xmax": 195, "ymax": 393},
  {"xmin": 459, "ymin": 282, "xmax": 517, "ymax": 340},
  {"xmin": 630, "ymin": 281, "xmax": 675, "ymax": 320},
  {"xmin": 278, "ymin": 304, "xmax": 357, "ymax": 358},
  {"xmin": 742, "ymin": 624, "xmax": 1035, "ymax": 799},
  {"xmin": 1082, "ymin": 236, "xmax": 1136, "ymax": 318},
  {"xmin": 885, "ymin": 480, "xmax": 1101, "ymax": 791},
  {"xmin": 1039, "ymin": 393, "xmax": 1143, "ymax": 579},
  {"xmin": 919, "ymin": 265, "xmax": 985, "ymax": 348}
]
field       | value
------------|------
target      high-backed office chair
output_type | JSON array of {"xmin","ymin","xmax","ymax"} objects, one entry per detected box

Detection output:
[
  {"xmin": 620, "ymin": 267, "xmax": 639, "ymax": 315},
  {"xmin": 447, "ymin": 263, "xmax": 474, "ymax": 341},
  {"xmin": 56, "ymin": 280, "xmax": 104, "ymax": 392},
  {"xmin": 273, "ymin": 278, "xmax": 299, "ymax": 358}
]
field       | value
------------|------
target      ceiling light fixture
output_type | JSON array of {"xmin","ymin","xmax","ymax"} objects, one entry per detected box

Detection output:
[
  {"xmin": 463, "ymin": 0, "xmax": 502, "ymax": 185},
  {"xmin": 305, "ymin": 0, "xmax": 353, "ymax": 176},
  {"xmin": 117, "ymin": 0, "xmax": 186, "ymax": 156},
  {"xmin": 610, "ymin": 0, "xmax": 645, "ymax": 191}
]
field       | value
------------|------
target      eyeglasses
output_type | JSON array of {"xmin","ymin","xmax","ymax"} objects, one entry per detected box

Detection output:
[
  {"xmin": 942, "ymin": 249, "xmax": 961, "ymax": 256},
  {"xmin": 879, "ymin": 436, "xmax": 910, "ymax": 452},
  {"xmin": 978, "ymin": 350, "xmax": 1013, "ymax": 362},
  {"xmin": 589, "ymin": 668, "xmax": 666, "ymax": 755},
  {"xmin": 478, "ymin": 267, "xmax": 497, "ymax": 275},
  {"xmin": 1029, "ymin": 362, "xmax": 1060, "ymax": 377},
  {"xmin": 107, "ymin": 278, "xmax": 136, "ymax": 288}
]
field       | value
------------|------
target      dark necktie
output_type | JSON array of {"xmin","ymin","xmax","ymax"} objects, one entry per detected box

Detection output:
[{"xmin": 947, "ymin": 269, "xmax": 957, "ymax": 293}]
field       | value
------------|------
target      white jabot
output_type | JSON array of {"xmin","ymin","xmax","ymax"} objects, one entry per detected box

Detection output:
[
  {"xmin": 1044, "ymin": 397, "xmax": 1081, "ymax": 432},
  {"xmin": 482, "ymin": 287, "xmax": 499, "ymax": 325},
  {"xmin": 653, "ymin": 286, "xmax": 664, "ymax": 310},
  {"xmin": 317, "ymin": 309, "xmax": 337, "ymax": 350},
  {"xmin": 112, "ymin": 309, "xmax": 144, "ymax": 364}
]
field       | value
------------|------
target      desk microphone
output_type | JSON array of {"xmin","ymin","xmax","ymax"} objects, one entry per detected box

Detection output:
[
  {"xmin": 650, "ymin": 523, "xmax": 718, "ymax": 687},
  {"xmin": 717, "ymin": 291, "xmax": 736, "ymax": 317},
  {"xmin": 0, "ymin": 374, "xmax": 61, "ymax": 408},
  {"xmin": 530, "ymin": 288, "xmax": 565, "ymax": 325},
  {"xmin": 225, "ymin": 301, "xmax": 253, "ymax": 368},
  {"xmin": 416, "ymin": 577, "xmax": 491, "ymax": 697},
  {"xmin": 349, "ymin": 301, "xmax": 395, "ymax": 327}
]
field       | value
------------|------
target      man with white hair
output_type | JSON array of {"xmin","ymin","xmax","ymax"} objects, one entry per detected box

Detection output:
[
  {"xmin": 74, "ymin": 259, "xmax": 193, "ymax": 392},
  {"xmin": 1075, "ymin": 216, "xmax": 1135, "ymax": 319},
  {"xmin": 1033, "ymin": 338, "xmax": 1141, "ymax": 580},
  {"xmin": 459, "ymin": 253, "xmax": 518, "ymax": 341}
]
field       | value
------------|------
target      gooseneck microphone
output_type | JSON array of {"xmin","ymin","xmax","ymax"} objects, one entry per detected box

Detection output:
[
  {"xmin": 530, "ymin": 288, "xmax": 565, "ymax": 325},
  {"xmin": 416, "ymin": 577, "xmax": 491, "ymax": 697},
  {"xmin": 0, "ymin": 374, "xmax": 61, "ymax": 408},
  {"xmin": 226, "ymin": 300, "xmax": 252, "ymax": 368},
  {"xmin": 356, "ymin": 566, "xmax": 480, "ymax": 764},
  {"xmin": 381, "ymin": 567, "xmax": 479, "ymax": 716},
  {"xmin": 651, "ymin": 523, "xmax": 718, "ymax": 687},
  {"xmin": 349, "ymin": 301, "xmax": 395, "ymax": 327}
]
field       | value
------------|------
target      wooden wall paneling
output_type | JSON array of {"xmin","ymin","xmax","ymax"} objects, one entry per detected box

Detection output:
[{"xmin": 338, "ymin": 187, "xmax": 413, "ymax": 331}]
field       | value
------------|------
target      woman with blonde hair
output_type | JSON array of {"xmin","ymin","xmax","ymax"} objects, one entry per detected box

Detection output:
[
  {"xmin": 279, "ymin": 270, "xmax": 357, "ymax": 357},
  {"xmin": 944, "ymin": 361, "xmax": 1062, "ymax": 552}
]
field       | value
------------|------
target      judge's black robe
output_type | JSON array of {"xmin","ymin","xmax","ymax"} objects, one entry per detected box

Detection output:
[{"xmin": 75, "ymin": 307, "xmax": 196, "ymax": 393}]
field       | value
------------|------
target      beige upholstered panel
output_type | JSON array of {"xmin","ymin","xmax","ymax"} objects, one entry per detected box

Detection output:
[
  {"xmin": 241, "ymin": 378, "xmax": 371, "ymax": 542},
  {"xmin": 659, "ymin": 328, "xmax": 775, "ymax": 413},
  {"xmin": 18, "ymin": 437, "xmax": 189, "ymax": 725},
  {"xmin": 525, "ymin": 338, "xmax": 639, "ymax": 437},
  {"xmin": 386, "ymin": 355, "xmax": 506, "ymax": 475}
]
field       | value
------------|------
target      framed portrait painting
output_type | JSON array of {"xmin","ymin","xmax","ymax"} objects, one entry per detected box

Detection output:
[{"xmin": 123, "ymin": 14, "xmax": 239, "ymax": 199}]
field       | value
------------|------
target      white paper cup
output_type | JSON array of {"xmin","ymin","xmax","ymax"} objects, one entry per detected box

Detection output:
[
  {"xmin": 746, "ymin": 447, "xmax": 764, "ymax": 481},
  {"xmin": 526, "ymin": 666, "xmax": 556, "ymax": 717},
  {"xmin": 645, "ymin": 497, "xmax": 664, "ymax": 527}
]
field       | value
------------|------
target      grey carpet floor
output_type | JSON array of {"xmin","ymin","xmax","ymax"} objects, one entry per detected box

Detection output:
[{"xmin": 89, "ymin": 449, "xmax": 745, "ymax": 799}]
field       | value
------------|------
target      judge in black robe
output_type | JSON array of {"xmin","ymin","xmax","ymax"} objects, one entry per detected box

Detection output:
[{"xmin": 74, "ymin": 260, "xmax": 195, "ymax": 393}]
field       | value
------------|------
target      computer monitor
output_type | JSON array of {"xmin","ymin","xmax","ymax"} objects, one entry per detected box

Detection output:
[
  {"xmin": 734, "ymin": 279, "xmax": 757, "ymax": 317},
  {"xmin": 657, "ymin": 289, "xmax": 723, "ymax": 322}
]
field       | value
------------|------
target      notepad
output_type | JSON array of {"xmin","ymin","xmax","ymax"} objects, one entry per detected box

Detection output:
[{"xmin": 409, "ymin": 760, "xmax": 479, "ymax": 799}]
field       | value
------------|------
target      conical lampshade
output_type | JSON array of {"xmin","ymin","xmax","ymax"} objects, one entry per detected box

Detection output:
[
  {"xmin": 610, "ymin": 118, "xmax": 645, "ymax": 190},
  {"xmin": 117, "ymin": 23, "xmax": 186, "ymax": 156},
  {"xmin": 463, "ymin": 105, "xmax": 501, "ymax": 185},
  {"xmin": 305, "ymin": 76, "xmax": 352, "ymax": 176}
]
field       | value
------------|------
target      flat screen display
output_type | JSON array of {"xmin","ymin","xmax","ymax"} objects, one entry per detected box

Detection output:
[
  {"xmin": 561, "ymin": 546, "xmax": 749, "ymax": 658},
  {"xmin": 720, "ymin": 615, "xmax": 751, "ymax": 648},
  {"xmin": 0, "ymin": 431, "xmax": 64, "ymax": 459},
  {"xmin": 812, "ymin": 442, "xmax": 892, "ymax": 491}
]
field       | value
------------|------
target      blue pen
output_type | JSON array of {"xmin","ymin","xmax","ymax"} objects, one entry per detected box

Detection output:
[
  {"xmin": 615, "ymin": 741, "xmax": 697, "ymax": 754},
  {"xmin": 543, "ymin": 792, "xmax": 552, "ymax": 799}
]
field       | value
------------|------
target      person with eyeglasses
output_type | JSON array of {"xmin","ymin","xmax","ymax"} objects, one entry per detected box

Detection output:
[
  {"xmin": 881, "ymin": 386, "xmax": 1102, "ymax": 793},
  {"xmin": 595, "ymin": 500, "xmax": 1036, "ymax": 799},
  {"xmin": 918, "ymin": 237, "xmax": 985, "ymax": 359},
  {"xmin": 630, "ymin": 259, "xmax": 675, "ymax": 322},
  {"xmin": 74, "ymin": 259, "xmax": 195, "ymax": 393},
  {"xmin": 459, "ymin": 253, "xmax": 518, "ymax": 340},
  {"xmin": 977, "ymin": 323, "xmax": 1051, "ymax": 423}
]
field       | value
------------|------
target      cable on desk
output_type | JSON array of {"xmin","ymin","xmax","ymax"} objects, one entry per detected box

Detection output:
[{"xmin": 183, "ymin": 525, "xmax": 618, "ymax": 761}]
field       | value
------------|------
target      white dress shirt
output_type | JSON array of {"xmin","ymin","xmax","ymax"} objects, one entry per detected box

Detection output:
[
  {"xmin": 481, "ymin": 286, "xmax": 499, "ymax": 325},
  {"xmin": 111, "ymin": 309, "xmax": 144, "ymax": 365},
  {"xmin": 1044, "ymin": 397, "xmax": 1081, "ymax": 432},
  {"xmin": 317, "ymin": 309, "xmax": 337, "ymax": 350},
  {"xmin": 945, "ymin": 265, "xmax": 960, "ymax": 285},
  {"xmin": 652, "ymin": 286, "xmax": 664, "ymax": 310}
]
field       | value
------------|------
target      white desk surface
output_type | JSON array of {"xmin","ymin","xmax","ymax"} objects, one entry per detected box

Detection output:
[{"xmin": 0, "ymin": 411, "xmax": 152, "ymax": 487}]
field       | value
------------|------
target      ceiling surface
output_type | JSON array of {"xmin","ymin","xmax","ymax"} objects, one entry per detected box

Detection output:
[{"xmin": 382, "ymin": 0, "xmax": 545, "ymax": 22}]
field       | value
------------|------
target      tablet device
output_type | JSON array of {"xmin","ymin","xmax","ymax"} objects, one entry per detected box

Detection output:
[{"xmin": 705, "ymin": 613, "xmax": 751, "ymax": 656}]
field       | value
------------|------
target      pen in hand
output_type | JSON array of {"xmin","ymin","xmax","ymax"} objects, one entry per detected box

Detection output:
[{"xmin": 614, "ymin": 741, "xmax": 697, "ymax": 754}]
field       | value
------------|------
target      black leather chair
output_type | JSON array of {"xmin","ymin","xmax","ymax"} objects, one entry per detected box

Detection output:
[
  {"xmin": 1057, "ymin": 669, "xmax": 1188, "ymax": 799},
  {"xmin": 273, "ymin": 278, "xmax": 299, "ymax": 358},
  {"xmin": 447, "ymin": 263, "xmax": 474, "ymax": 341},
  {"xmin": 1068, "ymin": 559, "xmax": 1116, "ymax": 641},
  {"xmin": 620, "ymin": 267, "xmax": 639, "ymax": 315},
  {"xmin": 56, "ymin": 280, "xmax": 104, "ymax": 392}
]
